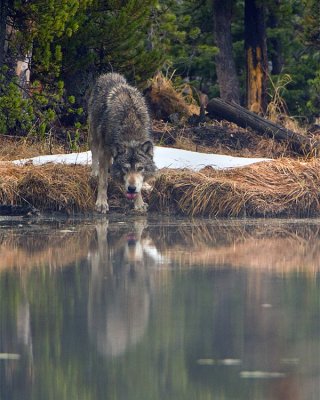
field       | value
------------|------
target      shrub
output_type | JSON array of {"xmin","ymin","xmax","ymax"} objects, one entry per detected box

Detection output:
[{"xmin": 0, "ymin": 68, "xmax": 35, "ymax": 135}]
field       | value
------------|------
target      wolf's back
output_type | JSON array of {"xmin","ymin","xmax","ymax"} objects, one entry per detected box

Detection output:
[
  {"xmin": 88, "ymin": 72, "xmax": 151, "ymax": 144},
  {"xmin": 94, "ymin": 73, "xmax": 127, "ymax": 98},
  {"xmin": 88, "ymin": 73, "xmax": 127, "ymax": 131},
  {"xmin": 107, "ymin": 83, "xmax": 150, "ymax": 142}
]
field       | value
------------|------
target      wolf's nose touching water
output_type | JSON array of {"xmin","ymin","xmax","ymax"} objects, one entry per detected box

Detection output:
[{"xmin": 88, "ymin": 73, "xmax": 156, "ymax": 213}]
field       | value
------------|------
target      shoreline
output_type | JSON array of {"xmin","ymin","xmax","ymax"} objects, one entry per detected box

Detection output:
[{"xmin": 1, "ymin": 156, "xmax": 320, "ymax": 217}]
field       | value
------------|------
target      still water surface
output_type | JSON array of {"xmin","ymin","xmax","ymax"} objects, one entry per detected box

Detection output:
[{"xmin": 0, "ymin": 216, "xmax": 319, "ymax": 400}]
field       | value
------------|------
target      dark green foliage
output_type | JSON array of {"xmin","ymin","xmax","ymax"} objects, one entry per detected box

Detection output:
[
  {"xmin": 0, "ymin": 67, "xmax": 84, "ymax": 138},
  {"xmin": 302, "ymin": 0, "xmax": 320, "ymax": 49},
  {"xmin": 0, "ymin": 0, "xmax": 319, "ymax": 137},
  {"xmin": 0, "ymin": 0, "xmax": 163, "ymax": 137},
  {"xmin": 265, "ymin": 0, "xmax": 320, "ymax": 120},
  {"xmin": 158, "ymin": 0, "xmax": 219, "ymax": 96},
  {"xmin": 0, "ymin": 67, "xmax": 35, "ymax": 134},
  {"xmin": 12, "ymin": 0, "xmax": 92, "ymax": 77},
  {"xmin": 60, "ymin": 0, "xmax": 163, "ymax": 95}
]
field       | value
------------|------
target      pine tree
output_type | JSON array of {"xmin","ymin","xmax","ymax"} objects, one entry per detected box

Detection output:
[{"xmin": 60, "ymin": 0, "xmax": 163, "ymax": 98}]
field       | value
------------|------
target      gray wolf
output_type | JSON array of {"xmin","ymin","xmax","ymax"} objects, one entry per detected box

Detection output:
[{"xmin": 88, "ymin": 73, "xmax": 156, "ymax": 213}]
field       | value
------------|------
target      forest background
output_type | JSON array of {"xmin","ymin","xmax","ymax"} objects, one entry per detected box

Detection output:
[{"xmin": 0, "ymin": 0, "xmax": 319, "ymax": 146}]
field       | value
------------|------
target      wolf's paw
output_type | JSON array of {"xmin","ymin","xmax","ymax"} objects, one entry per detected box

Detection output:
[
  {"xmin": 95, "ymin": 199, "xmax": 109, "ymax": 214},
  {"xmin": 134, "ymin": 202, "xmax": 148, "ymax": 213}
]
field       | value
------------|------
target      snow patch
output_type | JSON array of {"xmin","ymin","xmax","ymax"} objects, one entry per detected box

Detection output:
[{"xmin": 13, "ymin": 146, "xmax": 270, "ymax": 171}]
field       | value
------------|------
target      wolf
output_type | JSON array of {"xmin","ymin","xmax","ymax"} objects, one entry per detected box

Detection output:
[{"xmin": 88, "ymin": 73, "xmax": 156, "ymax": 213}]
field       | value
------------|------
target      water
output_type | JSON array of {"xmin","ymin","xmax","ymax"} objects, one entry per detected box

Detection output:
[{"xmin": 0, "ymin": 216, "xmax": 319, "ymax": 400}]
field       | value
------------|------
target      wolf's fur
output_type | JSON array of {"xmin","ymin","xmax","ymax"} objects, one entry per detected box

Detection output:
[{"xmin": 88, "ymin": 73, "xmax": 156, "ymax": 213}]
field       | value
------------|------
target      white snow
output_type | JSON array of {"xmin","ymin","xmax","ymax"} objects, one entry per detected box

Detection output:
[
  {"xmin": 153, "ymin": 146, "xmax": 269, "ymax": 170},
  {"xmin": 13, "ymin": 151, "xmax": 92, "ymax": 167},
  {"xmin": 13, "ymin": 146, "xmax": 270, "ymax": 171}
]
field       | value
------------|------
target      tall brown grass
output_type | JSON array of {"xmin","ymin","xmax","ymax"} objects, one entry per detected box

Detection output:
[
  {"xmin": 149, "ymin": 158, "xmax": 320, "ymax": 217},
  {"xmin": 0, "ymin": 163, "xmax": 95, "ymax": 212},
  {"xmin": 0, "ymin": 136, "xmax": 66, "ymax": 161},
  {"xmin": 1, "ymin": 157, "xmax": 320, "ymax": 217},
  {"xmin": 146, "ymin": 72, "xmax": 199, "ymax": 120},
  {"xmin": 267, "ymin": 73, "xmax": 306, "ymax": 135}
]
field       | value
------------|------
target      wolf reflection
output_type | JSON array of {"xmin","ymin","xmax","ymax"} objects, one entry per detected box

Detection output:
[
  {"xmin": 87, "ymin": 220, "xmax": 320, "ymax": 359},
  {"xmin": 87, "ymin": 219, "xmax": 160, "ymax": 358}
]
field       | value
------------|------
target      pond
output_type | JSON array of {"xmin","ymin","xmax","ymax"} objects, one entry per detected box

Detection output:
[{"xmin": 0, "ymin": 215, "xmax": 319, "ymax": 400}]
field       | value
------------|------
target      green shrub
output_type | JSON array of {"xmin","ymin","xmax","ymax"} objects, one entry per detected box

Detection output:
[
  {"xmin": 0, "ymin": 68, "xmax": 85, "ymax": 141},
  {"xmin": 0, "ymin": 69, "xmax": 35, "ymax": 135}
]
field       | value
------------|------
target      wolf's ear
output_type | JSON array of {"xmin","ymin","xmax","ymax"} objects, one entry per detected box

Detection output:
[{"xmin": 141, "ymin": 140, "xmax": 153, "ymax": 156}]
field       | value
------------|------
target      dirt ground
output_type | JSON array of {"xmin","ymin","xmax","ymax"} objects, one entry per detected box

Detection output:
[
  {"xmin": 1, "ymin": 116, "xmax": 319, "ymax": 162},
  {"xmin": 152, "ymin": 119, "xmax": 320, "ymax": 159}
]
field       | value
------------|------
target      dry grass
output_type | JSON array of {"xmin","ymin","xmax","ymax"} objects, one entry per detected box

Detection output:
[
  {"xmin": 0, "ymin": 136, "xmax": 67, "ymax": 161},
  {"xmin": 145, "ymin": 72, "xmax": 199, "ymax": 120},
  {"xmin": 152, "ymin": 119, "xmax": 296, "ymax": 158},
  {"xmin": 0, "ymin": 226, "xmax": 94, "ymax": 271},
  {"xmin": 150, "ymin": 221, "xmax": 320, "ymax": 274},
  {"xmin": 0, "ymin": 163, "xmax": 96, "ymax": 212},
  {"xmin": 149, "ymin": 158, "xmax": 320, "ymax": 217},
  {"xmin": 267, "ymin": 73, "xmax": 307, "ymax": 135},
  {"xmin": 1, "ymin": 155, "xmax": 320, "ymax": 218},
  {"xmin": 0, "ymin": 162, "xmax": 132, "ymax": 213}
]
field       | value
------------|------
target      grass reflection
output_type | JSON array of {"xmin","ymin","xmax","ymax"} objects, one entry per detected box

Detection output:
[{"xmin": 0, "ymin": 218, "xmax": 319, "ymax": 400}]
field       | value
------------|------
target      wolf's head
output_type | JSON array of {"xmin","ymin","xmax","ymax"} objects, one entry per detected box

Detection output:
[{"xmin": 111, "ymin": 140, "xmax": 156, "ymax": 200}]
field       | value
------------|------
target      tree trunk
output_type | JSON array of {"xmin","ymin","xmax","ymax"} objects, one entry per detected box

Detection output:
[
  {"xmin": 244, "ymin": 0, "xmax": 268, "ymax": 113},
  {"xmin": 0, "ymin": 2, "xmax": 32, "ymax": 93},
  {"xmin": 213, "ymin": 0, "xmax": 240, "ymax": 104},
  {"xmin": 15, "ymin": 50, "xmax": 32, "ymax": 92},
  {"xmin": 0, "ymin": 0, "xmax": 9, "ymax": 68},
  {"xmin": 268, "ymin": 1, "xmax": 283, "ymax": 75},
  {"xmin": 207, "ymin": 98, "xmax": 319, "ymax": 155}
]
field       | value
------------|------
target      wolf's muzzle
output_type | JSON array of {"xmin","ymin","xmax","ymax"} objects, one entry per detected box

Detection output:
[{"xmin": 126, "ymin": 186, "xmax": 138, "ymax": 200}]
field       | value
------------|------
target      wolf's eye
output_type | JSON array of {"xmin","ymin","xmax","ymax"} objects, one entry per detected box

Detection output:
[
  {"xmin": 136, "ymin": 166, "xmax": 144, "ymax": 172},
  {"xmin": 122, "ymin": 165, "xmax": 130, "ymax": 173}
]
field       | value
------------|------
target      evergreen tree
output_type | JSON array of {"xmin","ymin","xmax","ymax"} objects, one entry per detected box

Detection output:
[
  {"xmin": 155, "ymin": 0, "xmax": 219, "ymax": 97},
  {"xmin": 4, "ymin": 0, "xmax": 91, "ymax": 78},
  {"xmin": 302, "ymin": 0, "xmax": 320, "ymax": 49},
  {"xmin": 266, "ymin": 0, "xmax": 320, "ymax": 120},
  {"xmin": 1, "ymin": 0, "xmax": 320, "ymax": 136},
  {"xmin": 0, "ymin": 0, "xmax": 10, "ymax": 68},
  {"xmin": 60, "ymin": 0, "xmax": 163, "ymax": 98}
]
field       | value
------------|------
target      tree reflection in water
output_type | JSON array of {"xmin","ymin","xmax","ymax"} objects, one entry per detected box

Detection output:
[{"xmin": 0, "ymin": 218, "xmax": 318, "ymax": 400}]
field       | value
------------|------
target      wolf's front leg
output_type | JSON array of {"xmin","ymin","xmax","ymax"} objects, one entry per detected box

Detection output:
[
  {"xmin": 91, "ymin": 150, "xmax": 99, "ymax": 178},
  {"xmin": 96, "ymin": 182, "xmax": 109, "ymax": 213},
  {"xmin": 134, "ymin": 192, "xmax": 148, "ymax": 212},
  {"xmin": 96, "ymin": 192, "xmax": 109, "ymax": 213},
  {"xmin": 89, "ymin": 127, "xmax": 99, "ymax": 177},
  {"xmin": 95, "ymin": 152, "xmax": 110, "ymax": 213}
]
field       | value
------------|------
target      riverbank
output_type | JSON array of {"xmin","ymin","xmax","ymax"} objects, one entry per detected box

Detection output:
[{"xmin": 1, "ymin": 152, "xmax": 320, "ymax": 217}]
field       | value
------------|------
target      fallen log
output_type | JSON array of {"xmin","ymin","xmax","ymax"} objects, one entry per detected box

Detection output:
[{"xmin": 207, "ymin": 98, "xmax": 319, "ymax": 155}]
